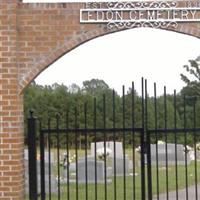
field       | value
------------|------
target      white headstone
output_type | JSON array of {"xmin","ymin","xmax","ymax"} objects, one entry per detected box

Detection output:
[{"xmin": 91, "ymin": 141, "xmax": 123, "ymax": 158}]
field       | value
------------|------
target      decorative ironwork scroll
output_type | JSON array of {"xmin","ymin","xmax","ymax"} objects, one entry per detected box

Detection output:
[
  {"xmin": 107, "ymin": 21, "xmax": 178, "ymax": 29},
  {"xmin": 80, "ymin": 1, "xmax": 200, "ymax": 29},
  {"xmin": 107, "ymin": 1, "xmax": 178, "ymax": 9}
]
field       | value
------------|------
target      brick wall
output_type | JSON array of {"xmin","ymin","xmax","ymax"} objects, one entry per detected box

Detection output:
[
  {"xmin": 17, "ymin": 2, "xmax": 111, "ymax": 92},
  {"xmin": 17, "ymin": 2, "xmax": 200, "ymax": 92},
  {"xmin": 0, "ymin": 0, "xmax": 200, "ymax": 199},
  {"xmin": 0, "ymin": 0, "xmax": 24, "ymax": 199}
]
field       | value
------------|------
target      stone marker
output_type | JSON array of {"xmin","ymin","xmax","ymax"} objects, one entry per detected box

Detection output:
[
  {"xmin": 112, "ymin": 156, "xmax": 129, "ymax": 176},
  {"xmin": 150, "ymin": 143, "xmax": 191, "ymax": 165},
  {"xmin": 91, "ymin": 141, "xmax": 123, "ymax": 158},
  {"xmin": 77, "ymin": 159, "xmax": 105, "ymax": 183},
  {"xmin": 24, "ymin": 150, "xmax": 57, "ymax": 194}
]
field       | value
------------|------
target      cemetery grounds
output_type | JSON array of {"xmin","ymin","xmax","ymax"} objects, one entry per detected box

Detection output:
[{"xmin": 26, "ymin": 148, "xmax": 200, "ymax": 200}]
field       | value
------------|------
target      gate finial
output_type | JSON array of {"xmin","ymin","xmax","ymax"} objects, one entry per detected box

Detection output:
[{"xmin": 29, "ymin": 109, "xmax": 34, "ymax": 118}]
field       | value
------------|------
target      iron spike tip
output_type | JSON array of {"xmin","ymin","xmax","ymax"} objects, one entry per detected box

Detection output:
[
  {"xmin": 56, "ymin": 113, "xmax": 60, "ymax": 119},
  {"xmin": 29, "ymin": 109, "xmax": 34, "ymax": 118}
]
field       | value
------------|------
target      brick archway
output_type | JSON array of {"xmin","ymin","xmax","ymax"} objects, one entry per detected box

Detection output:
[
  {"xmin": 19, "ymin": 24, "xmax": 200, "ymax": 92},
  {"xmin": 1, "ymin": 0, "xmax": 200, "ymax": 199},
  {"xmin": 17, "ymin": 2, "xmax": 200, "ymax": 92}
]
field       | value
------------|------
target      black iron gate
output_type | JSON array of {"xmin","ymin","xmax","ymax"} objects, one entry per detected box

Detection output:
[{"xmin": 27, "ymin": 79, "xmax": 200, "ymax": 200}]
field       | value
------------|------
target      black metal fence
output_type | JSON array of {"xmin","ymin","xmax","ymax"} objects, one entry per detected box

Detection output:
[{"xmin": 27, "ymin": 79, "xmax": 200, "ymax": 200}]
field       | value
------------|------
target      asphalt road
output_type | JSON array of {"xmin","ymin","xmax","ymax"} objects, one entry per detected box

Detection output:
[{"xmin": 153, "ymin": 184, "xmax": 200, "ymax": 200}]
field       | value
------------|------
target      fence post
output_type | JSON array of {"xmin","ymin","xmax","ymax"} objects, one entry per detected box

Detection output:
[
  {"xmin": 40, "ymin": 121, "xmax": 45, "ymax": 200},
  {"xmin": 141, "ymin": 78, "xmax": 146, "ymax": 200},
  {"xmin": 28, "ymin": 111, "xmax": 38, "ymax": 200},
  {"xmin": 146, "ymin": 132, "xmax": 152, "ymax": 200}
]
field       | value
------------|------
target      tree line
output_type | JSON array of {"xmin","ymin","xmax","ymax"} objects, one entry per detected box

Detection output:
[{"xmin": 24, "ymin": 76, "xmax": 200, "ymax": 147}]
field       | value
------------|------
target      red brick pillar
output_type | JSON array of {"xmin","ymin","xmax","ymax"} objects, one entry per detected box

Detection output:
[{"xmin": 0, "ymin": 0, "xmax": 24, "ymax": 199}]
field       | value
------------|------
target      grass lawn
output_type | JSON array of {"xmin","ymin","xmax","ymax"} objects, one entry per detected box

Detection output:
[{"xmin": 26, "ymin": 148, "xmax": 200, "ymax": 200}]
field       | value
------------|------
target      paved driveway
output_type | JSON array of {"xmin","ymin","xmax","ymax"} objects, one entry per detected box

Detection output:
[{"xmin": 153, "ymin": 184, "xmax": 200, "ymax": 200}]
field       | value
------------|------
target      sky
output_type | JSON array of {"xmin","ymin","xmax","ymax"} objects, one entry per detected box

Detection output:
[
  {"xmin": 35, "ymin": 28, "xmax": 200, "ymax": 96},
  {"xmin": 25, "ymin": 0, "xmax": 200, "ymax": 96}
]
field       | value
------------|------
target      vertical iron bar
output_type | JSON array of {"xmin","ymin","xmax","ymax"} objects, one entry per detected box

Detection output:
[
  {"xmin": 131, "ymin": 82, "xmax": 136, "ymax": 200},
  {"xmin": 113, "ymin": 90, "xmax": 117, "ymax": 200},
  {"xmin": 56, "ymin": 115, "xmax": 61, "ymax": 200},
  {"xmin": 141, "ymin": 78, "xmax": 146, "ymax": 200},
  {"xmin": 48, "ymin": 119, "xmax": 51, "ymax": 200},
  {"xmin": 164, "ymin": 86, "xmax": 169, "ymax": 200},
  {"xmin": 84, "ymin": 103, "xmax": 88, "ymax": 200},
  {"xmin": 103, "ymin": 94, "xmax": 107, "ymax": 200},
  {"xmin": 183, "ymin": 96, "xmax": 188, "ymax": 200},
  {"xmin": 66, "ymin": 112, "xmax": 70, "ymax": 200},
  {"xmin": 122, "ymin": 86, "xmax": 126, "ymax": 200},
  {"xmin": 27, "ymin": 111, "xmax": 38, "ymax": 200},
  {"xmin": 146, "ymin": 80, "xmax": 152, "ymax": 200},
  {"xmin": 75, "ymin": 107, "xmax": 79, "ymax": 200},
  {"xmin": 174, "ymin": 90, "xmax": 179, "ymax": 200},
  {"xmin": 94, "ymin": 98, "xmax": 97, "ymax": 200},
  {"xmin": 193, "ymin": 98, "xmax": 198, "ymax": 200},
  {"xmin": 154, "ymin": 83, "xmax": 159, "ymax": 200},
  {"xmin": 40, "ymin": 121, "xmax": 45, "ymax": 200}
]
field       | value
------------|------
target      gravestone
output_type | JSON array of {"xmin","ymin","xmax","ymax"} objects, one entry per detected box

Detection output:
[
  {"xmin": 24, "ymin": 150, "xmax": 58, "ymax": 194},
  {"xmin": 91, "ymin": 141, "xmax": 123, "ymax": 158},
  {"xmin": 129, "ymin": 159, "xmax": 133, "ymax": 171},
  {"xmin": 63, "ymin": 157, "xmax": 106, "ymax": 182},
  {"xmin": 112, "ymin": 156, "xmax": 130, "ymax": 176},
  {"xmin": 37, "ymin": 161, "xmax": 58, "ymax": 194},
  {"xmin": 77, "ymin": 159, "xmax": 105, "ymax": 183},
  {"xmin": 91, "ymin": 142, "xmax": 132, "ymax": 176},
  {"xmin": 62, "ymin": 155, "xmax": 95, "ymax": 179},
  {"xmin": 150, "ymin": 143, "xmax": 191, "ymax": 165}
]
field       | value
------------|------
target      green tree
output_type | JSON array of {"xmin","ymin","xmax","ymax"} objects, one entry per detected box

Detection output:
[
  {"xmin": 82, "ymin": 79, "xmax": 109, "ymax": 95},
  {"xmin": 181, "ymin": 56, "xmax": 200, "ymax": 96},
  {"xmin": 25, "ymin": 78, "xmax": 198, "ymax": 147}
]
